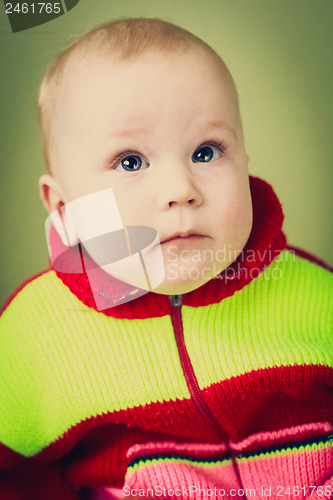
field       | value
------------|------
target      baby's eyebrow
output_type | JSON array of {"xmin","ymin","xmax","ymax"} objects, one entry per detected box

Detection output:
[
  {"xmin": 108, "ymin": 126, "xmax": 145, "ymax": 139},
  {"xmin": 206, "ymin": 120, "xmax": 238, "ymax": 140}
]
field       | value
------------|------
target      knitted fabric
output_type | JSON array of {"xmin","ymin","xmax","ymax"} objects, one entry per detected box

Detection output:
[{"xmin": 0, "ymin": 177, "xmax": 332, "ymax": 500}]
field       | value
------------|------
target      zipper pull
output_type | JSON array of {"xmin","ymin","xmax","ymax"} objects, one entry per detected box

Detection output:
[{"xmin": 169, "ymin": 294, "xmax": 182, "ymax": 307}]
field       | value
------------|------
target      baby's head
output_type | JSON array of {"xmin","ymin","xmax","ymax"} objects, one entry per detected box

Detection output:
[{"xmin": 39, "ymin": 18, "xmax": 253, "ymax": 295}]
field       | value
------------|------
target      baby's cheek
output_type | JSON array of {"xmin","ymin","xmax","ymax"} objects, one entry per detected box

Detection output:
[
  {"xmin": 213, "ymin": 191, "xmax": 253, "ymax": 266},
  {"xmin": 216, "ymin": 187, "xmax": 252, "ymax": 232}
]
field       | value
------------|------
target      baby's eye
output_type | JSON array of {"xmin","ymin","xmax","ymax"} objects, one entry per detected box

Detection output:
[
  {"xmin": 192, "ymin": 145, "xmax": 222, "ymax": 163},
  {"xmin": 115, "ymin": 154, "xmax": 148, "ymax": 172}
]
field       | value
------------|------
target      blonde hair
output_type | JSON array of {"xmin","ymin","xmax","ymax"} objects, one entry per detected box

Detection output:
[{"xmin": 38, "ymin": 18, "xmax": 236, "ymax": 171}]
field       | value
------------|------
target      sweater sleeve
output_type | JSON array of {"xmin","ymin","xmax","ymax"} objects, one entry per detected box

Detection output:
[
  {"xmin": 0, "ymin": 444, "xmax": 80, "ymax": 500},
  {"xmin": 0, "ymin": 275, "xmax": 82, "ymax": 500}
]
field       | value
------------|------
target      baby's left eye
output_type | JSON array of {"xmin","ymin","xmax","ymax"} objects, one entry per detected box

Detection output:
[
  {"xmin": 115, "ymin": 154, "xmax": 148, "ymax": 172},
  {"xmin": 192, "ymin": 145, "xmax": 221, "ymax": 163}
]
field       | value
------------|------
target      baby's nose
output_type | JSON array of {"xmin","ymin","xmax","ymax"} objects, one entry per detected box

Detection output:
[{"xmin": 156, "ymin": 160, "xmax": 203, "ymax": 211}]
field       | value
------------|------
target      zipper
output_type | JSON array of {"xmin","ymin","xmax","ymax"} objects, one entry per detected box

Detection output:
[
  {"xmin": 169, "ymin": 295, "xmax": 227, "ymax": 437},
  {"xmin": 168, "ymin": 294, "xmax": 246, "ymax": 495}
]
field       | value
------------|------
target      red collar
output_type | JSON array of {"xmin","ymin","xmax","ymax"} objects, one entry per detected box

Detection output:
[{"xmin": 51, "ymin": 176, "xmax": 286, "ymax": 319}]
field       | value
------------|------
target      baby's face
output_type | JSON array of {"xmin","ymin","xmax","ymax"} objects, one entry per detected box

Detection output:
[{"xmin": 49, "ymin": 48, "xmax": 252, "ymax": 294}]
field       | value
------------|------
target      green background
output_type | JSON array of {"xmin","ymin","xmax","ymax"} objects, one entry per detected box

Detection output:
[{"xmin": 1, "ymin": 0, "xmax": 332, "ymax": 308}]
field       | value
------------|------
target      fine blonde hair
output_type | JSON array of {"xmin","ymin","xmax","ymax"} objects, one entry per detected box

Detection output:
[{"xmin": 38, "ymin": 17, "xmax": 236, "ymax": 171}]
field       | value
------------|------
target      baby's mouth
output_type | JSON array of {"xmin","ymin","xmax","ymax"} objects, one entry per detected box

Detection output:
[{"xmin": 161, "ymin": 231, "xmax": 208, "ymax": 245}]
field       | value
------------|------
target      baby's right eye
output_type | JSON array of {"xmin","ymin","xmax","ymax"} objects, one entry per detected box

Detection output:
[{"xmin": 115, "ymin": 154, "xmax": 148, "ymax": 172}]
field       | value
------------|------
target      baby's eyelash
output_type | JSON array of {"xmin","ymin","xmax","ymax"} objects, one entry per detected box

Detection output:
[
  {"xmin": 198, "ymin": 140, "xmax": 228, "ymax": 155},
  {"xmin": 108, "ymin": 150, "xmax": 144, "ymax": 169}
]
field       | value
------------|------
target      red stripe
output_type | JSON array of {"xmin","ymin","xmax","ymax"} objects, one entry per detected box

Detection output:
[
  {"xmin": 33, "ymin": 397, "xmax": 220, "ymax": 464},
  {"xmin": 2, "ymin": 365, "xmax": 331, "ymax": 490},
  {"xmin": 53, "ymin": 363, "xmax": 333, "ymax": 488},
  {"xmin": 0, "ymin": 460, "xmax": 78, "ymax": 500},
  {"xmin": 0, "ymin": 442, "xmax": 25, "ymax": 469},
  {"xmin": 203, "ymin": 364, "xmax": 333, "ymax": 442},
  {"xmin": 12, "ymin": 363, "xmax": 329, "ymax": 460}
]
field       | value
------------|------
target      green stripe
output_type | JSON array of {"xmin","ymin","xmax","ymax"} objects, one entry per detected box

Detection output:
[
  {"xmin": 0, "ymin": 271, "xmax": 189, "ymax": 456},
  {"xmin": 183, "ymin": 251, "xmax": 333, "ymax": 389},
  {"xmin": 239, "ymin": 438, "xmax": 333, "ymax": 464},
  {"xmin": 127, "ymin": 456, "xmax": 233, "ymax": 474},
  {"xmin": 128, "ymin": 436, "xmax": 333, "ymax": 472}
]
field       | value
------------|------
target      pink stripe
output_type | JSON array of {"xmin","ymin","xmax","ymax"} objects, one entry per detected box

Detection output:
[
  {"xmin": 239, "ymin": 445, "xmax": 333, "ymax": 493},
  {"xmin": 231, "ymin": 422, "xmax": 333, "ymax": 454},
  {"xmin": 124, "ymin": 423, "xmax": 333, "ymax": 499},
  {"xmin": 125, "ymin": 446, "xmax": 333, "ymax": 498},
  {"xmin": 126, "ymin": 460, "xmax": 240, "ymax": 497},
  {"xmin": 126, "ymin": 422, "xmax": 333, "ymax": 461}
]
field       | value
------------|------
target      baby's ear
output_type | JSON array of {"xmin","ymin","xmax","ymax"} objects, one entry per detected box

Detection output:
[
  {"xmin": 39, "ymin": 175, "xmax": 78, "ymax": 246},
  {"xmin": 39, "ymin": 174, "xmax": 65, "ymax": 214}
]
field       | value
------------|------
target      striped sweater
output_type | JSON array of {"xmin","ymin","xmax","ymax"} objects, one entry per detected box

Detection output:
[{"xmin": 0, "ymin": 177, "xmax": 332, "ymax": 500}]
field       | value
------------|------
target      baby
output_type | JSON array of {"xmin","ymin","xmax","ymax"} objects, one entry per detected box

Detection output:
[{"xmin": 1, "ymin": 18, "xmax": 332, "ymax": 500}]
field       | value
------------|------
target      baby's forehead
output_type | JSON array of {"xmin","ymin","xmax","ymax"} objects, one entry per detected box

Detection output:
[
  {"xmin": 43, "ymin": 41, "xmax": 240, "ymax": 173},
  {"xmin": 60, "ymin": 50, "xmax": 238, "ymax": 135},
  {"xmin": 63, "ymin": 44, "xmax": 235, "ymax": 101}
]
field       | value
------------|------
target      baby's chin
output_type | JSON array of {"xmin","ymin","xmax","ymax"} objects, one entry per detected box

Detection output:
[
  {"xmin": 91, "ymin": 248, "xmax": 229, "ymax": 296},
  {"xmin": 150, "ymin": 269, "xmax": 223, "ymax": 295},
  {"xmin": 151, "ymin": 281, "xmax": 207, "ymax": 296}
]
